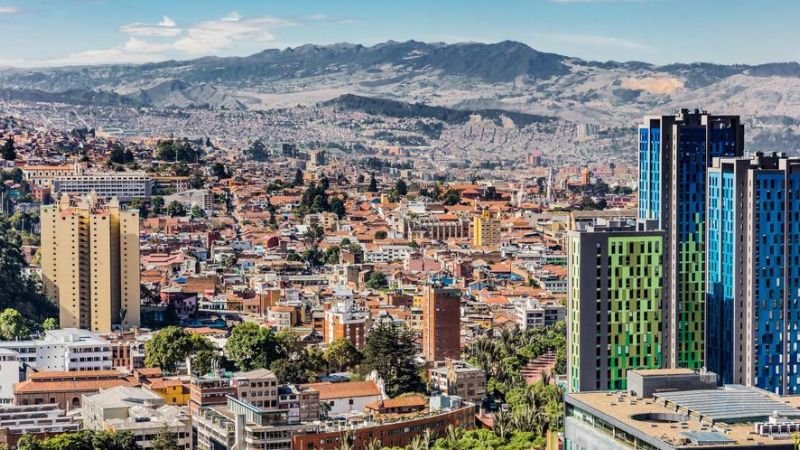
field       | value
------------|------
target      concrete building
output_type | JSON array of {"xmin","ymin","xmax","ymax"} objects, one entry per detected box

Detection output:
[
  {"xmin": 422, "ymin": 285, "xmax": 461, "ymax": 362},
  {"xmin": 638, "ymin": 109, "xmax": 744, "ymax": 370},
  {"xmin": 706, "ymin": 153, "xmax": 800, "ymax": 394},
  {"xmin": 323, "ymin": 298, "xmax": 368, "ymax": 350},
  {"xmin": 567, "ymin": 221, "xmax": 665, "ymax": 392},
  {"xmin": 303, "ymin": 381, "xmax": 383, "ymax": 416},
  {"xmin": 52, "ymin": 172, "xmax": 153, "ymax": 200},
  {"xmin": 0, "ymin": 328, "xmax": 112, "ymax": 372},
  {"xmin": 429, "ymin": 360, "xmax": 486, "ymax": 404},
  {"xmin": 14, "ymin": 370, "xmax": 134, "ymax": 410},
  {"xmin": 0, "ymin": 350, "xmax": 20, "ymax": 404},
  {"xmin": 565, "ymin": 369, "xmax": 800, "ymax": 450},
  {"xmin": 41, "ymin": 194, "xmax": 140, "ymax": 332},
  {"xmin": 82, "ymin": 386, "xmax": 191, "ymax": 449},
  {"xmin": 473, "ymin": 208, "xmax": 500, "ymax": 247},
  {"xmin": 20, "ymin": 164, "xmax": 79, "ymax": 187},
  {"xmin": 164, "ymin": 189, "xmax": 213, "ymax": 214},
  {"xmin": 0, "ymin": 404, "xmax": 80, "ymax": 449},
  {"xmin": 513, "ymin": 298, "xmax": 566, "ymax": 330}
]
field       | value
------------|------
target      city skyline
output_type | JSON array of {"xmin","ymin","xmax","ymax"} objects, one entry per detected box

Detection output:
[{"xmin": 0, "ymin": 0, "xmax": 798, "ymax": 67}]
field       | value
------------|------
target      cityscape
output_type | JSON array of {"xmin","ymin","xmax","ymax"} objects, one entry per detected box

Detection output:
[{"xmin": 0, "ymin": 1, "xmax": 799, "ymax": 450}]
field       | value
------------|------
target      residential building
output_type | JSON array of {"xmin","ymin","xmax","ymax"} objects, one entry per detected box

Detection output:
[
  {"xmin": 82, "ymin": 386, "xmax": 191, "ymax": 450},
  {"xmin": 277, "ymin": 384, "xmax": 320, "ymax": 424},
  {"xmin": 429, "ymin": 359, "xmax": 486, "ymax": 404},
  {"xmin": 567, "ymin": 221, "xmax": 665, "ymax": 392},
  {"xmin": 638, "ymin": 109, "xmax": 744, "ymax": 369},
  {"xmin": 323, "ymin": 298, "xmax": 368, "ymax": 350},
  {"xmin": 473, "ymin": 208, "xmax": 500, "ymax": 247},
  {"xmin": 422, "ymin": 285, "xmax": 461, "ymax": 362},
  {"xmin": 564, "ymin": 369, "xmax": 800, "ymax": 450},
  {"xmin": 0, "ymin": 328, "xmax": 112, "ymax": 372},
  {"xmin": 189, "ymin": 369, "xmax": 279, "ymax": 413},
  {"xmin": 40, "ymin": 194, "xmax": 140, "ymax": 332},
  {"xmin": 51, "ymin": 172, "xmax": 153, "ymax": 200},
  {"xmin": 513, "ymin": 298, "xmax": 566, "ymax": 330},
  {"xmin": 303, "ymin": 381, "xmax": 383, "ymax": 416},
  {"xmin": 0, "ymin": 404, "xmax": 80, "ymax": 449},
  {"xmin": 0, "ymin": 350, "xmax": 20, "ymax": 404},
  {"xmin": 706, "ymin": 153, "xmax": 800, "ymax": 394}
]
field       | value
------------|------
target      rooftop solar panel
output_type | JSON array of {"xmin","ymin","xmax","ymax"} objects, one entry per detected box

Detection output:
[{"xmin": 654, "ymin": 385, "xmax": 800, "ymax": 422}]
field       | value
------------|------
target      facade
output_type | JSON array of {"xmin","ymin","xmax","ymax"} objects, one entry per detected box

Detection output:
[
  {"xmin": 429, "ymin": 359, "xmax": 486, "ymax": 404},
  {"xmin": 0, "ymin": 350, "xmax": 20, "ymax": 404},
  {"xmin": 0, "ymin": 328, "xmax": 113, "ymax": 372},
  {"xmin": 14, "ymin": 370, "xmax": 134, "ymax": 410},
  {"xmin": 21, "ymin": 164, "xmax": 80, "ymax": 187},
  {"xmin": 513, "ymin": 298, "xmax": 566, "ymax": 330},
  {"xmin": 322, "ymin": 299, "xmax": 367, "ymax": 350},
  {"xmin": 41, "ymin": 194, "xmax": 140, "ymax": 332},
  {"xmin": 51, "ymin": 172, "xmax": 153, "ymax": 200},
  {"xmin": 473, "ymin": 208, "xmax": 500, "ymax": 247},
  {"xmin": 567, "ymin": 223, "xmax": 665, "ymax": 392},
  {"xmin": 422, "ymin": 285, "xmax": 462, "ymax": 362},
  {"xmin": 706, "ymin": 153, "xmax": 800, "ymax": 394},
  {"xmin": 565, "ymin": 369, "xmax": 800, "ymax": 450},
  {"xmin": 82, "ymin": 386, "xmax": 191, "ymax": 450},
  {"xmin": 0, "ymin": 404, "xmax": 80, "ymax": 449},
  {"xmin": 303, "ymin": 381, "xmax": 382, "ymax": 416},
  {"xmin": 638, "ymin": 109, "xmax": 744, "ymax": 370}
]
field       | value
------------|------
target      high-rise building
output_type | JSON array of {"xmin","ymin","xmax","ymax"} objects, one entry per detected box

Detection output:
[
  {"xmin": 323, "ymin": 295, "xmax": 368, "ymax": 350},
  {"xmin": 567, "ymin": 221, "xmax": 665, "ymax": 392},
  {"xmin": 707, "ymin": 153, "xmax": 800, "ymax": 394},
  {"xmin": 472, "ymin": 209, "xmax": 500, "ymax": 247},
  {"xmin": 41, "ymin": 193, "xmax": 140, "ymax": 333},
  {"xmin": 638, "ymin": 109, "xmax": 744, "ymax": 369},
  {"xmin": 422, "ymin": 286, "xmax": 461, "ymax": 363}
]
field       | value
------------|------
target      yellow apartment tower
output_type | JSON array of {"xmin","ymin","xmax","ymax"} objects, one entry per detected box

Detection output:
[
  {"xmin": 40, "ymin": 193, "xmax": 140, "ymax": 333},
  {"xmin": 472, "ymin": 208, "xmax": 500, "ymax": 247}
]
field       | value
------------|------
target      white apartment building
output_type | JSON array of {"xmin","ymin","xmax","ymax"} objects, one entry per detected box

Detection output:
[
  {"xmin": 0, "ymin": 349, "xmax": 20, "ymax": 404},
  {"xmin": 364, "ymin": 244, "xmax": 413, "ymax": 263},
  {"xmin": 52, "ymin": 172, "xmax": 153, "ymax": 200},
  {"xmin": 0, "ymin": 329, "xmax": 112, "ymax": 372},
  {"xmin": 513, "ymin": 298, "xmax": 566, "ymax": 330}
]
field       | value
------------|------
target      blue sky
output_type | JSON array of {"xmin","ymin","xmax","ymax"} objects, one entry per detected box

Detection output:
[{"xmin": 0, "ymin": 0, "xmax": 797, "ymax": 67}]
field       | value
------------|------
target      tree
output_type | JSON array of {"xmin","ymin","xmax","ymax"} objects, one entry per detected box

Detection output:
[
  {"xmin": 211, "ymin": 162, "xmax": 230, "ymax": 179},
  {"xmin": 42, "ymin": 317, "xmax": 58, "ymax": 331},
  {"xmin": 360, "ymin": 322, "xmax": 424, "ymax": 397},
  {"xmin": 293, "ymin": 169, "xmax": 304, "ymax": 186},
  {"xmin": 109, "ymin": 143, "xmax": 126, "ymax": 165},
  {"xmin": 442, "ymin": 189, "xmax": 461, "ymax": 206},
  {"xmin": 0, "ymin": 215, "xmax": 56, "ymax": 322},
  {"xmin": 225, "ymin": 322, "xmax": 280, "ymax": 371},
  {"xmin": 395, "ymin": 179, "xmax": 408, "ymax": 196},
  {"xmin": 145, "ymin": 326, "xmax": 213, "ymax": 374},
  {"xmin": 244, "ymin": 140, "xmax": 269, "ymax": 161},
  {"xmin": 367, "ymin": 173, "xmax": 378, "ymax": 192},
  {"xmin": 330, "ymin": 197, "xmax": 346, "ymax": 219},
  {"xmin": 365, "ymin": 272, "xmax": 388, "ymax": 290},
  {"xmin": 17, "ymin": 430, "xmax": 140, "ymax": 450},
  {"xmin": 0, "ymin": 308, "xmax": 30, "ymax": 340},
  {"xmin": 167, "ymin": 201, "xmax": 186, "ymax": 217},
  {"xmin": 374, "ymin": 230, "xmax": 388, "ymax": 240},
  {"xmin": 324, "ymin": 338, "xmax": 363, "ymax": 373},
  {"xmin": 151, "ymin": 196, "xmax": 165, "ymax": 215},
  {"xmin": 151, "ymin": 426, "xmax": 180, "ymax": 450},
  {"xmin": 189, "ymin": 204, "xmax": 205, "ymax": 219},
  {"xmin": 356, "ymin": 174, "xmax": 365, "ymax": 184},
  {"xmin": 188, "ymin": 171, "xmax": 205, "ymax": 189},
  {"xmin": 2, "ymin": 137, "xmax": 15, "ymax": 161}
]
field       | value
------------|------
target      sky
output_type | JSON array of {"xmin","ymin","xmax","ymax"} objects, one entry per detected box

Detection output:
[{"xmin": 0, "ymin": 0, "xmax": 798, "ymax": 67}]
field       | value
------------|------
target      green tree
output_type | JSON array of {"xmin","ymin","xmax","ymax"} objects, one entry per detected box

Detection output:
[
  {"xmin": 189, "ymin": 204, "xmax": 205, "ymax": 219},
  {"xmin": 360, "ymin": 322, "xmax": 424, "ymax": 397},
  {"xmin": 151, "ymin": 426, "xmax": 180, "ymax": 450},
  {"xmin": 293, "ymin": 169, "xmax": 304, "ymax": 186},
  {"xmin": 367, "ymin": 173, "xmax": 378, "ymax": 192},
  {"xmin": 244, "ymin": 140, "xmax": 269, "ymax": 161},
  {"xmin": 356, "ymin": 173, "xmax": 365, "ymax": 184},
  {"xmin": 0, "ymin": 216, "xmax": 56, "ymax": 321},
  {"xmin": 211, "ymin": 162, "xmax": 230, "ymax": 179},
  {"xmin": 145, "ymin": 326, "xmax": 213, "ymax": 374},
  {"xmin": 395, "ymin": 179, "xmax": 408, "ymax": 196},
  {"xmin": 442, "ymin": 189, "xmax": 461, "ymax": 205},
  {"xmin": 167, "ymin": 201, "xmax": 186, "ymax": 217},
  {"xmin": 330, "ymin": 197, "xmax": 346, "ymax": 219},
  {"xmin": 324, "ymin": 338, "xmax": 363, "ymax": 373},
  {"xmin": 374, "ymin": 230, "xmax": 388, "ymax": 240},
  {"xmin": 17, "ymin": 430, "xmax": 140, "ymax": 450},
  {"xmin": 2, "ymin": 137, "xmax": 15, "ymax": 161},
  {"xmin": 151, "ymin": 196, "xmax": 165, "ymax": 215},
  {"xmin": 0, "ymin": 308, "xmax": 30, "ymax": 340},
  {"xmin": 365, "ymin": 272, "xmax": 388, "ymax": 290},
  {"xmin": 225, "ymin": 322, "xmax": 280, "ymax": 371},
  {"xmin": 42, "ymin": 317, "xmax": 58, "ymax": 331}
]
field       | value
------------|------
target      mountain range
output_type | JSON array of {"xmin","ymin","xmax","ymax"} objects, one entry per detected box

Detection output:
[{"xmin": 2, "ymin": 40, "xmax": 800, "ymax": 129}]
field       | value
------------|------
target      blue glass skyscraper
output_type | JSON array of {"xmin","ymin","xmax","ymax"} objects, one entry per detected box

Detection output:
[
  {"xmin": 707, "ymin": 153, "xmax": 800, "ymax": 395},
  {"xmin": 638, "ymin": 109, "xmax": 743, "ymax": 369}
]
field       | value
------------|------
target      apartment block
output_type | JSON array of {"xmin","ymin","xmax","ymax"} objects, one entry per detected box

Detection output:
[
  {"xmin": 422, "ymin": 285, "xmax": 462, "ymax": 362},
  {"xmin": 41, "ymin": 193, "xmax": 140, "ymax": 332},
  {"xmin": 473, "ymin": 208, "xmax": 500, "ymax": 247}
]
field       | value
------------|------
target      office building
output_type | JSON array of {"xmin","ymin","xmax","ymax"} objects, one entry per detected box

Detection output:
[
  {"xmin": 429, "ymin": 360, "xmax": 486, "ymax": 404},
  {"xmin": 638, "ymin": 109, "xmax": 744, "ymax": 369},
  {"xmin": 473, "ymin": 208, "xmax": 500, "ymax": 247},
  {"xmin": 564, "ymin": 369, "xmax": 800, "ymax": 450},
  {"xmin": 422, "ymin": 285, "xmax": 461, "ymax": 362},
  {"xmin": 707, "ymin": 153, "xmax": 800, "ymax": 394},
  {"xmin": 41, "ymin": 194, "xmax": 140, "ymax": 332},
  {"xmin": 51, "ymin": 172, "xmax": 153, "ymax": 200},
  {"xmin": 567, "ymin": 221, "xmax": 665, "ymax": 392}
]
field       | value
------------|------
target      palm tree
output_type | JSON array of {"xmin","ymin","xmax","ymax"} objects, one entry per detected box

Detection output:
[
  {"xmin": 493, "ymin": 409, "xmax": 513, "ymax": 440},
  {"xmin": 444, "ymin": 424, "xmax": 463, "ymax": 449},
  {"xmin": 408, "ymin": 435, "xmax": 425, "ymax": 450},
  {"xmin": 338, "ymin": 430, "xmax": 354, "ymax": 450},
  {"xmin": 364, "ymin": 437, "xmax": 382, "ymax": 450},
  {"xmin": 422, "ymin": 428, "xmax": 433, "ymax": 449}
]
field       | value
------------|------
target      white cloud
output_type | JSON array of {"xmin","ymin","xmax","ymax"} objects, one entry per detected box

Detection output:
[
  {"xmin": 0, "ymin": 5, "xmax": 21, "ymax": 14},
  {"xmin": 123, "ymin": 37, "xmax": 172, "ymax": 54},
  {"xmin": 120, "ymin": 16, "xmax": 181, "ymax": 37},
  {"xmin": 173, "ymin": 14, "xmax": 291, "ymax": 54}
]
